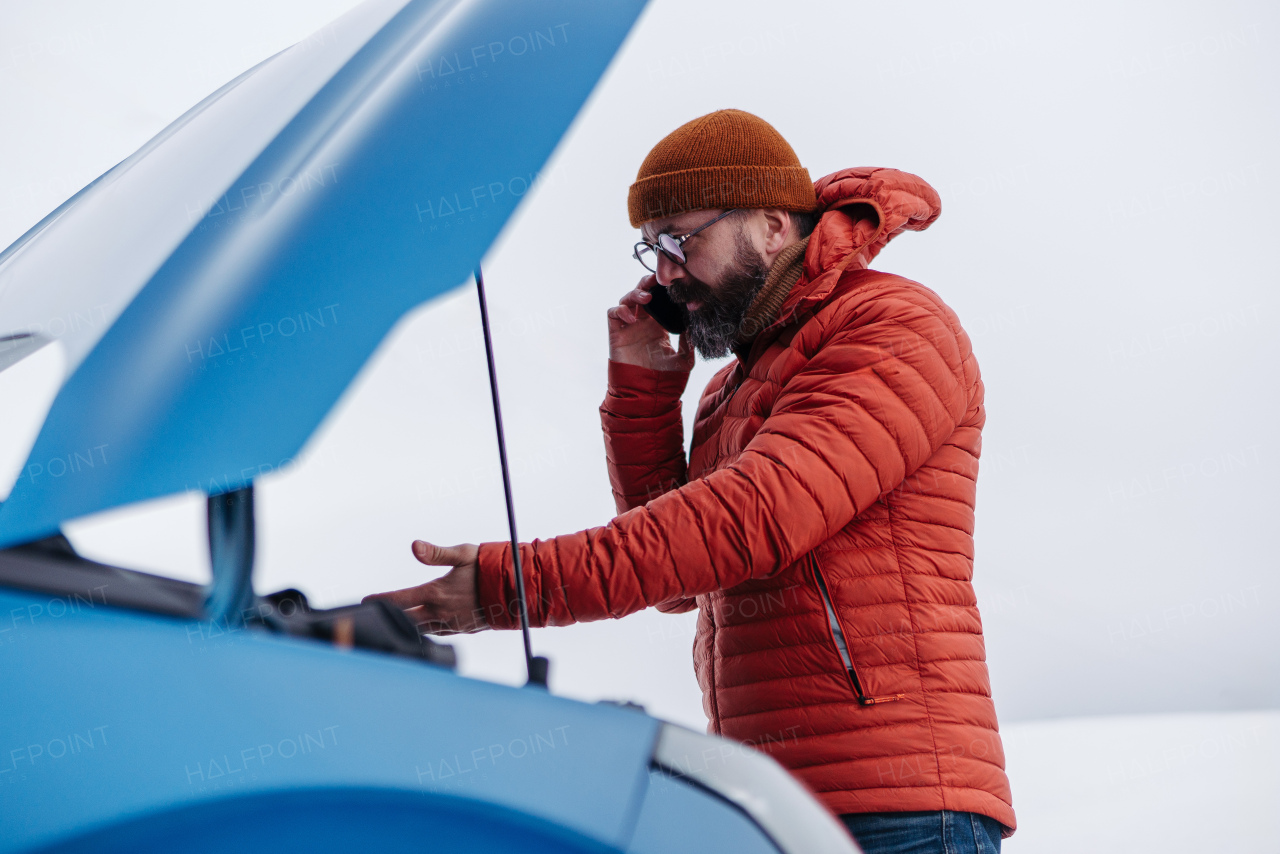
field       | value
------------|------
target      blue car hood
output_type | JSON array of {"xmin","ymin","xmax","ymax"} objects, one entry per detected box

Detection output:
[{"xmin": 0, "ymin": 0, "xmax": 646, "ymax": 548}]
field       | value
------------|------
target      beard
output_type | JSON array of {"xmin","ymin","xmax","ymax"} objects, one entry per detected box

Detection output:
[{"xmin": 667, "ymin": 229, "xmax": 769, "ymax": 360}]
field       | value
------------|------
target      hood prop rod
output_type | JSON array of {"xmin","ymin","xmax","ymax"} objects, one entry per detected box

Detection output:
[
  {"xmin": 205, "ymin": 485, "xmax": 256, "ymax": 627},
  {"xmin": 475, "ymin": 265, "xmax": 547, "ymax": 688}
]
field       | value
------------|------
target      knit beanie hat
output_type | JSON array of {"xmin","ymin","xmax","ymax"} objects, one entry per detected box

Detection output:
[{"xmin": 628, "ymin": 109, "xmax": 818, "ymax": 227}]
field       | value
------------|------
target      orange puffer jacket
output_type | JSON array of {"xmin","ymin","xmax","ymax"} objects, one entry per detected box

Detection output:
[{"xmin": 476, "ymin": 167, "xmax": 1015, "ymax": 833}]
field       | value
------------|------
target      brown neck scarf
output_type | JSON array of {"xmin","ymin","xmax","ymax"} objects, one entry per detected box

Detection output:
[{"xmin": 732, "ymin": 234, "xmax": 810, "ymax": 359}]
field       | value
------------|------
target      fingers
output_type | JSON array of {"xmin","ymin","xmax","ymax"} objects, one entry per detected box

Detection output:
[
  {"xmin": 610, "ymin": 303, "xmax": 658, "ymax": 329},
  {"xmin": 366, "ymin": 583, "xmax": 469, "ymax": 632},
  {"xmin": 411, "ymin": 540, "xmax": 475, "ymax": 567},
  {"xmin": 608, "ymin": 276, "xmax": 667, "ymax": 330},
  {"xmin": 617, "ymin": 276, "xmax": 658, "ymax": 308},
  {"xmin": 399, "ymin": 604, "xmax": 459, "ymax": 634},
  {"xmin": 618, "ymin": 289, "xmax": 651, "ymax": 315},
  {"xmin": 362, "ymin": 547, "xmax": 485, "ymax": 635},
  {"xmin": 611, "ymin": 296, "xmax": 662, "ymax": 328},
  {"xmin": 607, "ymin": 304, "xmax": 636, "ymax": 327},
  {"xmin": 398, "ymin": 598, "xmax": 488, "ymax": 635},
  {"xmin": 362, "ymin": 583, "xmax": 429, "ymax": 610},
  {"xmin": 618, "ymin": 274, "xmax": 656, "ymax": 302},
  {"xmin": 624, "ymin": 282, "xmax": 655, "ymax": 304}
]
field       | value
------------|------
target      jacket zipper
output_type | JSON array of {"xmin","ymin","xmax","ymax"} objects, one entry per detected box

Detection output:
[
  {"xmin": 808, "ymin": 553, "xmax": 905, "ymax": 706},
  {"xmin": 707, "ymin": 601, "xmax": 721, "ymax": 732}
]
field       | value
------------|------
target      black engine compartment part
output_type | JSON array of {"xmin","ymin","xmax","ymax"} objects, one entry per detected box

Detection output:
[
  {"xmin": 0, "ymin": 534, "xmax": 455, "ymax": 669},
  {"xmin": 258, "ymin": 587, "xmax": 456, "ymax": 668}
]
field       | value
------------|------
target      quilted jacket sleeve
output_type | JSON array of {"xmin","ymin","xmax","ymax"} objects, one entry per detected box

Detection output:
[
  {"xmin": 599, "ymin": 359, "xmax": 691, "ymax": 514},
  {"xmin": 476, "ymin": 288, "xmax": 974, "ymax": 630},
  {"xmin": 599, "ymin": 359, "xmax": 698, "ymax": 615}
]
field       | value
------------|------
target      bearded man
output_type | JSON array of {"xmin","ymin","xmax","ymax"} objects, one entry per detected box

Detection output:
[{"xmin": 369, "ymin": 109, "xmax": 1016, "ymax": 852}]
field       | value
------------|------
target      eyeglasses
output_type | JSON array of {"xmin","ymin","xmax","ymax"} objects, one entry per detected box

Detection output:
[{"xmin": 632, "ymin": 209, "xmax": 740, "ymax": 273}]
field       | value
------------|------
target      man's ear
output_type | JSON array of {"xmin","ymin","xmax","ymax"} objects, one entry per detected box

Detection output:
[{"xmin": 759, "ymin": 208, "xmax": 793, "ymax": 258}]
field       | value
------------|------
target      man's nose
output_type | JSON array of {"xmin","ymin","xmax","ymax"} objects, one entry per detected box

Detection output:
[{"xmin": 655, "ymin": 252, "xmax": 684, "ymax": 288}]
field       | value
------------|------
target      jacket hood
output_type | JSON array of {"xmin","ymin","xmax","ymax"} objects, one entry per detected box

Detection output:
[
  {"xmin": 808, "ymin": 167, "xmax": 941, "ymax": 274},
  {"xmin": 779, "ymin": 167, "xmax": 941, "ymax": 320}
]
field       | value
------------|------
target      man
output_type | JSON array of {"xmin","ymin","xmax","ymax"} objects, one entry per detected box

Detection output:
[{"xmin": 368, "ymin": 109, "xmax": 1015, "ymax": 852}]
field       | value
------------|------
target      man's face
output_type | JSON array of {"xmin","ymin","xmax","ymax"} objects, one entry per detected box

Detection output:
[{"xmin": 641, "ymin": 209, "xmax": 768, "ymax": 359}]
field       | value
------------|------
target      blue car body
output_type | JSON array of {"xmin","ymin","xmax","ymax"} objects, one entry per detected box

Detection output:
[
  {"xmin": 0, "ymin": 578, "xmax": 778, "ymax": 853},
  {"xmin": 0, "ymin": 1, "xmax": 860, "ymax": 850}
]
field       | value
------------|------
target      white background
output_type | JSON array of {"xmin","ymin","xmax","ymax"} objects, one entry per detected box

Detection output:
[{"xmin": 1, "ymin": 1, "xmax": 1277, "ymax": 850}]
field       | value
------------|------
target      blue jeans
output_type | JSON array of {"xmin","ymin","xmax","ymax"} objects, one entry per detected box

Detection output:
[{"xmin": 839, "ymin": 811, "xmax": 1002, "ymax": 854}]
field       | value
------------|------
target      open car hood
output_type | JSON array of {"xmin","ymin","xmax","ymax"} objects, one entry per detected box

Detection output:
[{"xmin": 0, "ymin": 0, "xmax": 646, "ymax": 548}]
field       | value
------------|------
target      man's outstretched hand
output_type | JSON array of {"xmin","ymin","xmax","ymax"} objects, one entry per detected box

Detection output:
[{"xmin": 362, "ymin": 540, "xmax": 489, "ymax": 635}]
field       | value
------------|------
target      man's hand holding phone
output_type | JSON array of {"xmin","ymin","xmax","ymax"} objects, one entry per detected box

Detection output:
[{"xmin": 607, "ymin": 275, "xmax": 694, "ymax": 372}]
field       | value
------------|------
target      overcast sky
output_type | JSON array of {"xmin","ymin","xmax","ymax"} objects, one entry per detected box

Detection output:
[{"xmin": 1, "ymin": 0, "xmax": 1276, "ymax": 763}]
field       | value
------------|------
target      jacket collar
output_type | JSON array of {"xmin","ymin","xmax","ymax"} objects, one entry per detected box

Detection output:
[
  {"xmin": 765, "ymin": 167, "xmax": 942, "ymax": 335},
  {"xmin": 730, "ymin": 235, "xmax": 811, "ymax": 363}
]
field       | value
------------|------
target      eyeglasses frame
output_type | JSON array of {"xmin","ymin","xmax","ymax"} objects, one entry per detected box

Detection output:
[{"xmin": 632, "ymin": 208, "xmax": 741, "ymax": 273}]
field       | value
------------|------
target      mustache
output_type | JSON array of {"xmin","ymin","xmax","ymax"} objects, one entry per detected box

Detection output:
[{"xmin": 666, "ymin": 276, "xmax": 714, "ymax": 305}]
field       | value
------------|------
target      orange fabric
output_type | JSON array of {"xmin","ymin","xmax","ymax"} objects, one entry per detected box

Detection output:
[
  {"xmin": 627, "ymin": 109, "xmax": 818, "ymax": 227},
  {"xmin": 477, "ymin": 167, "xmax": 1015, "ymax": 834}
]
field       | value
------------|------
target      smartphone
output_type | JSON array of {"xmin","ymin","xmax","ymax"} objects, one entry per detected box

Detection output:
[{"xmin": 641, "ymin": 285, "xmax": 687, "ymax": 334}]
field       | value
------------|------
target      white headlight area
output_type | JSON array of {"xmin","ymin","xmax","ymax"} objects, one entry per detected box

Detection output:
[{"xmin": 651, "ymin": 723, "xmax": 862, "ymax": 854}]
